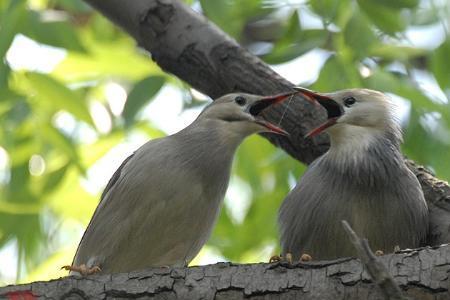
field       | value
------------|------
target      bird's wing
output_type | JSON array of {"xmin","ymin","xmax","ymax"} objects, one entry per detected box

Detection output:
[
  {"xmin": 71, "ymin": 138, "xmax": 210, "ymax": 271},
  {"xmin": 101, "ymin": 153, "xmax": 135, "ymax": 201},
  {"xmin": 70, "ymin": 152, "xmax": 135, "ymax": 267}
]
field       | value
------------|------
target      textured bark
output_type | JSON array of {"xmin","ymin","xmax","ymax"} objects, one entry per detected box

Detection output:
[
  {"xmin": 407, "ymin": 160, "xmax": 450, "ymax": 245},
  {"xmin": 1, "ymin": 244, "xmax": 450, "ymax": 299}
]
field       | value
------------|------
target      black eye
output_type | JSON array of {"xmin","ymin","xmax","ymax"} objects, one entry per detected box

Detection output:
[
  {"xmin": 234, "ymin": 96, "xmax": 246, "ymax": 106},
  {"xmin": 344, "ymin": 96, "xmax": 356, "ymax": 107}
]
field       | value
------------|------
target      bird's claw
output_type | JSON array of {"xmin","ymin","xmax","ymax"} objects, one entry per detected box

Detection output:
[
  {"xmin": 269, "ymin": 253, "xmax": 293, "ymax": 264},
  {"xmin": 269, "ymin": 255, "xmax": 282, "ymax": 263},
  {"xmin": 374, "ymin": 250, "xmax": 384, "ymax": 256},
  {"xmin": 300, "ymin": 253, "xmax": 312, "ymax": 262},
  {"xmin": 62, "ymin": 264, "xmax": 102, "ymax": 276}
]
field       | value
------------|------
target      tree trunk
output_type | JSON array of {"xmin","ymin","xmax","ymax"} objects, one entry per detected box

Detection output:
[{"xmin": 1, "ymin": 244, "xmax": 450, "ymax": 299}]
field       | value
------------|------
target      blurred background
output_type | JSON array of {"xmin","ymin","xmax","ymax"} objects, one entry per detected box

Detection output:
[{"xmin": 0, "ymin": 0, "xmax": 449, "ymax": 285}]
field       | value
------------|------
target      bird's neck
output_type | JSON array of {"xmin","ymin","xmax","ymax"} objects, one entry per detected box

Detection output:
[
  {"xmin": 173, "ymin": 119, "xmax": 246, "ymax": 169},
  {"xmin": 326, "ymin": 124, "xmax": 402, "ymax": 168}
]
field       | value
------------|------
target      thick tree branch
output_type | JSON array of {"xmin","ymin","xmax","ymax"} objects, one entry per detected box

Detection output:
[{"xmin": 2, "ymin": 244, "xmax": 450, "ymax": 299}]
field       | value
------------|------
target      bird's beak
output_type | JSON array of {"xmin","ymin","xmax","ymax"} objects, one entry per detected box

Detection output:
[
  {"xmin": 248, "ymin": 91, "xmax": 297, "ymax": 135},
  {"xmin": 293, "ymin": 87, "xmax": 344, "ymax": 138}
]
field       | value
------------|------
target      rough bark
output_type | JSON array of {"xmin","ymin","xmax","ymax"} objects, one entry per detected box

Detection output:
[{"xmin": 1, "ymin": 244, "xmax": 450, "ymax": 299}]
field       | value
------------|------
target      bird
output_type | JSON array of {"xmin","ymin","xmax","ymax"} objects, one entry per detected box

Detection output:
[
  {"xmin": 63, "ymin": 91, "xmax": 296, "ymax": 275},
  {"xmin": 278, "ymin": 87, "xmax": 428, "ymax": 261}
]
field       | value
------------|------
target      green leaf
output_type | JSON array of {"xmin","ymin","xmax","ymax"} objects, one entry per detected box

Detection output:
[
  {"xmin": 369, "ymin": 45, "xmax": 427, "ymax": 61},
  {"xmin": 263, "ymin": 11, "xmax": 329, "ymax": 64},
  {"xmin": 0, "ymin": 61, "xmax": 11, "ymax": 90},
  {"xmin": 200, "ymin": 0, "xmax": 271, "ymax": 40},
  {"xmin": 53, "ymin": 40, "xmax": 161, "ymax": 82},
  {"xmin": 372, "ymin": 0, "xmax": 418, "ymax": 9},
  {"xmin": 312, "ymin": 55, "xmax": 361, "ymax": 90},
  {"xmin": 0, "ymin": 0, "xmax": 26, "ymax": 60},
  {"xmin": 42, "ymin": 163, "xmax": 70, "ymax": 194},
  {"xmin": 122, "ymin": 76, "xmax": 165, "ymax": 127},
  {"xmin": 357, "ymin": 0, "xmax": 406, "ymax": 34},
  {"xmin": 363, "ymin": 69, "xmax": 450, "ymax": 125},
  {"xmin": 343, "ymin": 11, "xmax": 376, "ymax": 59},
  {"xmin": 22, "ymin": 11, "xmax": 86, "ymax": 52},
  {"xmin": 200, "ymin": 0, "xmax": 238, "ymax": 36},
  {"xmin": 54, "ymin": 0, "xmax": 91, "ymax": 13},
  {"xmin": 265, "ymin": 29, "xmax": 329, "ymax": 64},
  {"xmin": 431, "ymin": 39, "xmax": 450, "ymax": 91},
  {"xmin": 41, "ymin": 124, "xmax": 84, "ymax": 172},
  {"xmin": 309, "ymin": 0, "xmax": 345, "ymax": 22},
  {"xmin": 24, "ymin": 72, "xmax": 94, "ymax": 126}
]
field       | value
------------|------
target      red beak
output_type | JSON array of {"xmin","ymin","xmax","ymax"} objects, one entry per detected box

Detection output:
[
  {"xmin": 293, "ymin": 87, "xmax": 343, "ymax": 138},
  {"xmin": 249, "ymin": 91, "xmax": 297, "ymax": 136}
]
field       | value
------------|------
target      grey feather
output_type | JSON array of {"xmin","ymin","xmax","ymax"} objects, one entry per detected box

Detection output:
[
  {"xmin": 279, "ymin": 88, "xmax": 428, "ymax": 260},
  {"xmin": 71, "ymin": 92, "xmax": 293, "ymax": 274}
]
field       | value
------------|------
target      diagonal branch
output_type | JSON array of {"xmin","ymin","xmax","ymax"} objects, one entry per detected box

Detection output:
[
  {"xmin": 82, "ymin": 0, "xmax": 450, "ymax": 245},
  {"xmin": 342, "ymin": 220, "xmax": 408, "ymax": 300}
]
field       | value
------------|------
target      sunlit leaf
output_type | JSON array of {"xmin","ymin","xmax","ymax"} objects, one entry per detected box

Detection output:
[
  {"xmin": 343, "ymin": 11, "xmax": 376, "ymax": 58},
  {"xmin": 309, "ymin": 0, "xmax": 346, "ymax": 22},
  {"xmin": 372, "ymin": 0, "xmax": 418, "ymax": 9},
  {"xmin": 265, "ymin": 27, "xmax": 329, "ymax": 64},
  {"xmin": 431, "ymin": 39, "xmax": 450, "ymax": 91},
  {"xmin": 312, "ymin": 55, "xmax": 361, "ymax": 91},
  {"xmin": 53, "ymin": 40, "xmax": 162, "ymax": 82},
  {"xmin": 22, "ymin": 11, "xmax": 86, "ymax": 52},
  {"xmin": 369, "ymin": 45, "xmax": 427, "ymax": 61},
  {"xmin": 357, "ymin": 0, "xmax": 406, "ymax": 34},
  {"xmin": 24, "ymin": 72, "xmax": 94, "ymax": 126},
  {"xmin": 0, "ymin": 0, "xmax": 26, "ymax": 60}
]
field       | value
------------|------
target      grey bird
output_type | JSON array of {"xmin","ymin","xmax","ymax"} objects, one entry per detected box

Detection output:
[
  {"xmin": 64, "ymin": 91, "xmax": 295, "ymax": 275},
  {"xmin": 278, "ymin": 88, "xmax": 428, "ymax": 261}
]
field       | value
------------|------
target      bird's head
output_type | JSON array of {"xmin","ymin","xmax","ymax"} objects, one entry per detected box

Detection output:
[
  {"xmin": 294, "ymin": 87, "xmax": 399, "ymax": 141},
  {"xmin": 198, "ymin": 91, "xmax": 296, "ymax": 136}
]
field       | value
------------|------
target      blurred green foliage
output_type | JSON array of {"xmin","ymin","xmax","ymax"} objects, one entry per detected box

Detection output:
[{"xmin": 0, "ymin": 0, "xmax": 449, "ymax": 284}]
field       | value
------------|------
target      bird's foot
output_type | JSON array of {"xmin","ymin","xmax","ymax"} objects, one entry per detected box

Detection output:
[
  {"xmin": 300, "ymin": 253, "xmax": 312, "ymax": 262},
  {"xmin": 374, "ymin": 250, "xmax": 384, "ymax": 256},
  {"xmin": 269, "ymin": 253, "xmax": 293, "ymax": 264},
  {"xmin": 269, "ymin": 255, "xmax": 282, "ymax": 263},
  {"xmin": 61, "ymin": 264, "xmax": 102, "ymax": 276}
]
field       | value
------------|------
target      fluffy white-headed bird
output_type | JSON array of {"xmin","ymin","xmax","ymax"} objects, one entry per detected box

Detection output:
[
  {"xmin": 278, "ymin": 88, "xmax": 428, "ymax": 260},
  {"xmin": 66, "ymin": 91, "xmax": 295, "ymax": 275}
]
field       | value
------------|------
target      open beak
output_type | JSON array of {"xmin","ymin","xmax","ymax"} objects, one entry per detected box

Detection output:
[
  {"xmin": 293, "ymin": 87, "xmax": 344, "ymax": 138},
  {"xmin": 248, "ymin": 91, "xmax": 296, "ymax": 135}
]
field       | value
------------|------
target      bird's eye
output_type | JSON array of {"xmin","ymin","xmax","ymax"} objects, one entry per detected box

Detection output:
[
  {"xmin": 344, "ymin": 97, "xmax": 356, "ymax": 107},
  {"xmin": 234, "ymin": 96, "xmax": 246, "ymax": 106}
]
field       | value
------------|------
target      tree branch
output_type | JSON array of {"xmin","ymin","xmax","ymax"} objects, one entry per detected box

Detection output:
[{"xmin": 2, "ymin": 244, "xmax": 450, "ymax": 299}]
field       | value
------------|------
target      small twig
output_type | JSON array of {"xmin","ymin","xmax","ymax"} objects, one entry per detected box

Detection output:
[{"xmin": 341, "ymin": 220, "xmax": 409, "ymax": 300}]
